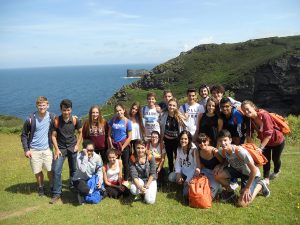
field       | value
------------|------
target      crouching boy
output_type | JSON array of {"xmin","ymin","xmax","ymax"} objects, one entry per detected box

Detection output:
[{"xmin": 214, "ymin": 129, "xmax": 270, "ymax": 207}]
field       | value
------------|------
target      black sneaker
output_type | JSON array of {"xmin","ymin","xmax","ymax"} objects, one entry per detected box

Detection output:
[
  {"xmin": 220, "ymin": 191, "xmax": 236, "ymax": 203},
  {"xmin": 38, "ymin": 187, "xmax": 45, "ymax": 196},
  {"xmin": 49, "ymin": 195, "xmax": 61, "ymax": 204},
  {"xmin": 77, "ymin": 193, "xmax": 85, "ymax": 205}
]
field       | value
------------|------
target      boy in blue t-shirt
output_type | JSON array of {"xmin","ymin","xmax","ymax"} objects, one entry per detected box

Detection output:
[{"xmin": 21, "ymin": 96, "xmax": 55, "ymax": 196}]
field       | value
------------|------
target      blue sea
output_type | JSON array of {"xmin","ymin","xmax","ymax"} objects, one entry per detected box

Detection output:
[{"xmin": 0, "ymin": 64, "xmax": 156, "ymax": 120}]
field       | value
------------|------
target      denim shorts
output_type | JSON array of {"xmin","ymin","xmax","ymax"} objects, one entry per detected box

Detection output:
[{"xmin": 224, "ymin": 166, "xmax": 260, "ymax": 194}]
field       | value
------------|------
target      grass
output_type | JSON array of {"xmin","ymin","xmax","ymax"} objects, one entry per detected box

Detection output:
[{"xmin": 0, "ymin": 133, "xmax": 299, "ymax": 225}]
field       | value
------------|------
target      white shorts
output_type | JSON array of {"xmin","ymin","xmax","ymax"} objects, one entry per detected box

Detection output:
[{"xmin": 30, "ymin": 148, "xmax": 53, "ymax": 174}]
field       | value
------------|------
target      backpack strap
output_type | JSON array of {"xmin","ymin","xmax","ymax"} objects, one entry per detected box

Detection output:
[
  {"xmin": 234, "ymin": 146, "xmax": 243, "ymax": 161},
  {"xmin": 142, "ymin": 106, "xmax": 146, "ymax": 115},
  {"xmin": 54, "ymin": 116, "xmax": 59, "ymax": 129},
  {"xmin": 182, "ymin": 104, "xmax": 187, "ymax": 113}
]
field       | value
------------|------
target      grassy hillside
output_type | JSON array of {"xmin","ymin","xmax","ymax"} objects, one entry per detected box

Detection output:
[{"xmin": 149, "ymin": 35, "xmax": 300, "ymax": 97}]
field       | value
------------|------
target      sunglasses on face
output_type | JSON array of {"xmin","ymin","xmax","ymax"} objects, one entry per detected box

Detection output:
[
  {"xmin": 86, "ymin": 148, "xmax": 94, "ymax": 152},
  {"xmin": 198, "ymin": 139, "xmax": 208, "ymax": 144}
]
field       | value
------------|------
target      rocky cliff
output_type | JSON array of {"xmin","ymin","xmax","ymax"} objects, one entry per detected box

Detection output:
[
  {"xmin": 230, "ymin": 54, "xmax": 300, "ymax": 115},
  {"xmin": 106, "ymin": 36, "xmax": 300, "ymax": 115}
]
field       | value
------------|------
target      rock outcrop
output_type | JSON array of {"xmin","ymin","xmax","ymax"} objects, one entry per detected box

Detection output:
[
  {"xmin": 127, "ymin": 69, "xmax": 150, "ymax": 77},
  {"xmin": 230, "ymin": 54, "xmax": 300, "ymax": 116}
]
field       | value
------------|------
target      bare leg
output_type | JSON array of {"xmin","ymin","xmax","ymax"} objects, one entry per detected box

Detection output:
[
  {"xmin": 237, "ymin": 184, "xmax": 262, "ymax": 207},
  {"xmin": 35, "ymin": 171, "xmax": 44, "ymax": 187}
]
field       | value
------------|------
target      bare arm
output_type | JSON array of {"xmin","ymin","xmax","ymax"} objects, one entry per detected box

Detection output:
[
  {"xmin": 74, "ymin": 128, "xmax": 83, "ymax": 152},
  {"xmin": 52, "ymin": 130, "xmax": 61, "ymax": 159},
  {"xmin": 121, "ymin": 131, "xmax": 132, "ymax": 151}
]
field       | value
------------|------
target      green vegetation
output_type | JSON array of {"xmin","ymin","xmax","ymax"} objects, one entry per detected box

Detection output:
[
  {"xmin": 113, "ymin": 35, "xmax": 300, "ymax": 101},
  {"xmin": 0, "ymin": 115, "xmax": 23, "ymax": 134},
  {"xmin": 0, "ymin": 133, "xmax": 299, "ymax": 225}
]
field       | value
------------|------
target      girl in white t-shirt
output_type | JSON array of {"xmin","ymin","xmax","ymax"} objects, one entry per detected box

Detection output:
[
  {"xmin": 129, "ymin": 102, "xmax": 145, "ymax": 154},
  {"xmin": 103, "ymin": 149, "xmax": 129, "ymax": 198},
  {"xmin": 168, "ymin": 130, "xmax": 200, "ymax": 202}
]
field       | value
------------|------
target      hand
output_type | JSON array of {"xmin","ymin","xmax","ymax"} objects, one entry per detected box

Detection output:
[
  {"xmin": 176, "ymin": 175, "xmax": 184, "ymax": 185},
  {"xmin": 24, "ymin": 150, "xmax": 32, "ymax": 158},
  {"xmin": 97, "ymin": 182, "xmax": 102, "ymax": 189},
  {"xmin": 194, "ymin": 168, "xmax": 201, "ymax": 177},
  {"xmin": 242, "ymin": 188, "xmax": 252, "ymax": 203},
  {"xmin": 74, "ymin": 144, "xmax": 79, "ymax": 152},
  {"xmin": 54, "ymin": 149, "xmax": 62, "ymax": 160},
  {"xmin": 157, "ymin": 168, "xmax": 161, "ymax": 174},
  {"xmin": 258, "ymin": 148, "xmax": 263, "ymax": 154},
  {"xmin": 82, "ymin": 148, "xmax": 88, "ymax": 156},
  {"xmin": 139, "ymin": 185, "xmax": 147, "ymax": 193}
]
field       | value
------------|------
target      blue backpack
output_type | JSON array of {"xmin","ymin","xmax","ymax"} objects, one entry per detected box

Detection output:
[{"xmin": 84, "ymin": 175, "xmax": 105, "ymax": 204}]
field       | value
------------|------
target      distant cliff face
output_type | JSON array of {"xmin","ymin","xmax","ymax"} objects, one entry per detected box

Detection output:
[{"xmin": 231, "ymin": 54, "xmax": 300, "ymax": 116}]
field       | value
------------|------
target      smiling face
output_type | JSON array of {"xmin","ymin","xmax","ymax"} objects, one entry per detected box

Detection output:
[
  {"xmin": 108, "ymin": 152, "xmax": 117, "ymax": 164},
  {"xmin": 221, "ymin": 102, "xmax": 232, "ymax": 116},
  {"xmin": 206, "ymin": 100, "xmax": 216, "ymax": 114},
  {"xmin": 164, "ymin": 92, "xmax": 173, "ymax": 103},
  {"xmin": 115, "ymin": 106, "xmax": 125, "ymax": 118},
  {"xmin": 212, "ymin": 90, "xmax": 223, "ymax": 102},
  {"xmin": 36, "ymin": 102, "xmax": 48, "ymax": 116},
  {"xmin": 86, "ymin": 144, "xmax": 94, "ymax": 158},
  {"xmin": 219, "ymin": 136, "xmax": 232, "ymax": 151},
  {"xmin": 187, "ymin": 91, "xmax": 197, "ymax": 104},
  {"xmin": 241, "ymin": 103, "xmax": 257, "ymax": 118},
  {"xmin": 147, "ymin": 96, "xmax": 156, "ymax": 107},
  {"xmin": 180, "ymin": 133, "xmax": 189, "ymax": 149},
  {"xmin": 150, "ymin": 133, "xmax": 159, "ymax": 145},
  {"xmin": 136, "ymin": 143, "xmax": 146, "ymax": 158},
  {"xmin": 198, "ymin": 137, "xmax": 209, "ymax": 150},
  {"xmin": 91, "ymin": 107, "xmax": 99, "ymax": 121},
  {"xmin": 168, "ymin": 100, "xmax": 177, "ymax": 113},
  {"xmin": 130, "ymin": 105, "xmax": 139, "ymax": 116},
  {"xmin": 61, "ymin": 105, "xmax": 72, "ymax": 120},
  {"xmin": 199, "ymin": 87, "xmax": 209, "ymax": 99}
]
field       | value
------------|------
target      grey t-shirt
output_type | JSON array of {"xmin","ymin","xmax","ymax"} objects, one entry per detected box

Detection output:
[{"xmin": 218, "ymin": 146, "xmax": 260, "ymax": 177}]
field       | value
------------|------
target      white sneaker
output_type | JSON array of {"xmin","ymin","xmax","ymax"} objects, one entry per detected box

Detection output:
[
  {"xmin": 229, "ymin": 182, "xmax": 239, "ymax": 191},
  {"xmin": 270, "ymin": 171, "xmax": 281, "ymax": 180},
  {"xmin": 258, "ymin": 180, "xmax": 270, "ymax": 197}
]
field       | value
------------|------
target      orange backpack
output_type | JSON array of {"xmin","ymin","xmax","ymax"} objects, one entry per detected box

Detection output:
[
  {"xmin": 222, "ymin": 143, "xmax": 268, "ymax": 167},
  {"xmin": 269, "ymin": 113, "xmax": 291, "ymax": 135},
  {"xmin": 188, "ymin": 175, "xmax": 212, "ymax": 209}
]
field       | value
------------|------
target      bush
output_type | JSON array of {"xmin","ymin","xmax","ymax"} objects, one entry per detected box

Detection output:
[{"xmin": 286, "ymin": 115, "xmax": 300, "ymax": 144}]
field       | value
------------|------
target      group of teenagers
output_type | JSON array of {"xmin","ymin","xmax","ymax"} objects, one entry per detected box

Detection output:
[{"xmin": 21, "ymin": 84, "xmax": 285, "ymax": 207}]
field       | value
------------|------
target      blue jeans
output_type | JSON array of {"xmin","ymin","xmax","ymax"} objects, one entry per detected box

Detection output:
[
  {"xmin": 224, "ymin": 166, "xmax": 260, "ymax": 194},
  {"xmin": 52, "ymin": 150, "xmax": 77, "ymax": 196}
]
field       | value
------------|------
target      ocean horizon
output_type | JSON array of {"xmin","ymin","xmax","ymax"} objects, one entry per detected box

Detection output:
[{"xmin": 0, "ymin": 63, "xmax": 156, "ymax": 120}]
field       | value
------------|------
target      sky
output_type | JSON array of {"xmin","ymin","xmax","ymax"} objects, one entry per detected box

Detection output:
[{"xmin": 0, "ymin": 0, "xmax": 299, "ymax": 69}]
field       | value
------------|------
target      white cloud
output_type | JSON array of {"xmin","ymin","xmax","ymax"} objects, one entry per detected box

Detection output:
[{"xmin": 91, "ymin": 9, "xmax": 140, "ymax": 19}]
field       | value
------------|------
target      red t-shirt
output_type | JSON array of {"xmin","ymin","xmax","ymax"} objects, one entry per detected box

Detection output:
[
  {"xmin": 82, "ymin": 121, "xmax": 108, "ymax": 150},
  {"xmin": 249, "ymin": 109, "xmax": 284, "ymax": 147}
]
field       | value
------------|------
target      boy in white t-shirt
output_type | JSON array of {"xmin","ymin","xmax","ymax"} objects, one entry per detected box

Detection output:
[
  {"xmin": 179, "ymin": 88, "xmax": 205, "ymax": 136},
  {"xmin": 214, "ymin": 129, "xmax": 270, "ymax": 207},
  {"xmin": 142, "ymin": 92, "xmax": 161, "ymax": 140}
]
